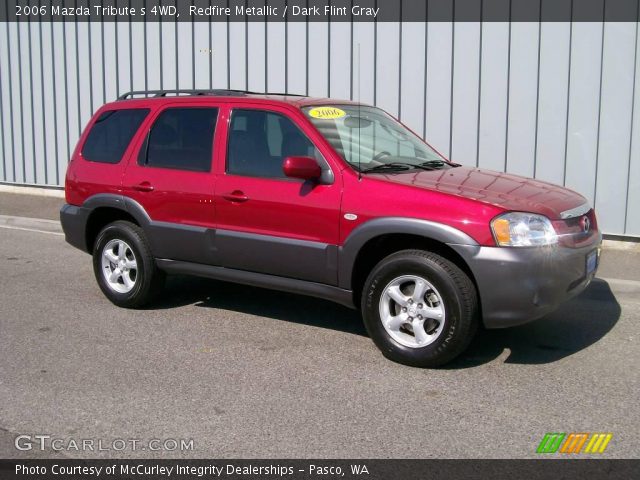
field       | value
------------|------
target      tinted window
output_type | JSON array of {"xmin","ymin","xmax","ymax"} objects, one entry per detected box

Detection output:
[
  {"xmin": 303, "ymin": 105, "xmax": 444, "ymax": 171},
  {"xmin": 140, "ymin": 107, "xmax": 218, "ymax": 172},
  {"xmin": 227, "ymin": 109, "xmax": 318, "ymax": 178},
  {"xmin": 82, "ymin": 109, "xmax": 149, "ymax": 164}
]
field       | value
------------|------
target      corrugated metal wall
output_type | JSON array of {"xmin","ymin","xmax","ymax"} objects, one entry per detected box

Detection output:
[{"xmin": 0, "ymin": 20, "xmax": 639, "ymax": 236}]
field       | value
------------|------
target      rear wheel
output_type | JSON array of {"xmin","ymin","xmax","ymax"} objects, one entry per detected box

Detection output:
[
  {"xmin": 92, "ymin": 221, "xmax": 164, "ymax": 308},
  {"xmin": 361, "ymin": 249, "xmax": 478, "ymax": 367}
]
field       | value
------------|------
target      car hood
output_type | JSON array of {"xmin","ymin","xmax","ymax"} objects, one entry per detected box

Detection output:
[{"xmin": 377, "ymin": 166, "xmax": 588, "ymax": 220}]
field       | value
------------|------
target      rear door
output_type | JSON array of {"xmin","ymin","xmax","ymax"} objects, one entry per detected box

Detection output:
[
  {"xmin": 213, "ymin": 103, "xmax": 342, "ymax": 285},
  {"xmin": 123, "ymin": 103, "xmax": 221, "ymax": 264}
]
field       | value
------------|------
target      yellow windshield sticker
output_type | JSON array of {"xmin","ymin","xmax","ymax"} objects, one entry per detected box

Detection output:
[{"xmin": 308, "ymin": 107, "xmax": 346, "ymax": 119}]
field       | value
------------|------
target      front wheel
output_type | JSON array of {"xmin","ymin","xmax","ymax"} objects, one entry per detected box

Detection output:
[
  {"xmin": 361, "ymin": 250, "xmax": 478, "ymax": 367},
  {"xmin": 92, "ymin": 220, "xmax": 164, "ymax": 308}
]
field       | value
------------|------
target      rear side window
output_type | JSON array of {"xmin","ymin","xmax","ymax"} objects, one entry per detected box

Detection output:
[
  {"xmin": 82, "ymin": 109, "xmax": 149, "ymax": 164},
  {"xmin": 139, "ymin": 107, "xmax": 218, "ymax": 172}
]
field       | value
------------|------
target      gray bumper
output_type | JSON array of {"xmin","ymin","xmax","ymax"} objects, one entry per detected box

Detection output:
[
  {"xmin": 60, "ymin": 204, "xmax": 90, "ymax": 253},
  {"xmin": 451, "ymin": 239, "xmax": 602, "ymax": 328}
]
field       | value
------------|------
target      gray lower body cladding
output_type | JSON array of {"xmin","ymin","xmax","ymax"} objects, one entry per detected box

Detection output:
[
  {"xmin": 156, "ymin": 259, "xmax": 353, "ymax": 308},
  {"xmin": 61, "ymin": 202, "xmax": 602, "ymax": 325},
  {"xmin": 60, "ymin": 204, "xmax": 90, "ymax": 252},
  {"xmin": 451, "ymin": 239, "xmax": 602, "ymax": 328}
]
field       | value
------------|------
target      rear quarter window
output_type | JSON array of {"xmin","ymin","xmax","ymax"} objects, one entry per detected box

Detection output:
[{"xmin": 82, "ymin": 109, "xmax": 149, "ymax": 164}]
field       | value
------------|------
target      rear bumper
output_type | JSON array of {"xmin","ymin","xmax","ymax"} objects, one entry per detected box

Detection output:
[
  {"xmin": 451, "ymin": 237, "xmax": 602, "ymax": 328},
  {"xmin": 60, "ymin": 204, "xmax": 90, "ymax": 253}
]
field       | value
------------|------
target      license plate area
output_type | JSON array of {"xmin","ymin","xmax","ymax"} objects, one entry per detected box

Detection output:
[{"xmin": 586, "ymin": 250, "xmax": 598, "ymax": 275}]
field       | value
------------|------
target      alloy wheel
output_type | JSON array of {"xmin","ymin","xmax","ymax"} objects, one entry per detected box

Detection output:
[
  {"xmin": 101, "ymin": 239, "xmax": 138, "ymax": 294},
  {"xmin": 378, "ymin": 275, "xmax": 446, "ymax": 348}
]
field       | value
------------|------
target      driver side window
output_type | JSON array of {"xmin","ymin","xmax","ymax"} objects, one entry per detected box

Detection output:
[{"xmin": 227, "ymin": 109, "xmax": 318, "ymax": 179}]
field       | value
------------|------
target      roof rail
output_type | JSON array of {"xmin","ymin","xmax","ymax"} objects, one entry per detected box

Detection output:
[
  {"xmin": 117, "ymin": 89, "xmax": 308, "ymax": 101},
  {"xmin": 117, "ymin": 89, "xmax": 251, "ymax": 100}
]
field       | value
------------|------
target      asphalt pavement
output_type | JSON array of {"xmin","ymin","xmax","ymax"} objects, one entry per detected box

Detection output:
[{"xmin": 0, "ymin": 193, "xmax": 639, "ymax": 459}]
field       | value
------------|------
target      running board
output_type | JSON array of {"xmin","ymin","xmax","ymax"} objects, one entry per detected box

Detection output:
[{"xmin": 155, "ymin": 259, "xmax": 355, "ymax": 309}]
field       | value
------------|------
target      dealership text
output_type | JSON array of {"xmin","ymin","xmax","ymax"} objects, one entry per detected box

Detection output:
[{"xmin": 15, "ymin": 464, "xmax": 363, "ymax": 476}]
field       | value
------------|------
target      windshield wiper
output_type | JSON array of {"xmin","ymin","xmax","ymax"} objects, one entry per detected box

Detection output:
[
  {"xmin": 361, "ymin": 161, "xmax": 441, "ymax": 174},
  {"xmin": 418, "ymin": 160, "xmax": 446, "ymax": 168},
  {"xmin": 361, "ymin": 162, "xmax": 414, "ymax": 173}
]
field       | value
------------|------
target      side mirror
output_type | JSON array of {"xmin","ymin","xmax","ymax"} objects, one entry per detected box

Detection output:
[{"xmin": 282, "ymin": 156, "xmax": 322, "ymax": 181}]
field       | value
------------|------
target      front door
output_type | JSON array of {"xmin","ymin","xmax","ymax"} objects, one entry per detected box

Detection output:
[{"xmin": 214, "ymin": 105, "xmax": 342, "ymax": 285}]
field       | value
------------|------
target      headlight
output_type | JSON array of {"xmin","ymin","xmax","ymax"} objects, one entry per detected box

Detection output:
[{"xmin": 491, "ymin": 212, "xmax": 558, "ymax": 247}]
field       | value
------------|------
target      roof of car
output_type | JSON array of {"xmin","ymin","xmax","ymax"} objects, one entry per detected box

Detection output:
[{"xmin": 111, "ymin": 89, "xmax": 363, "ymax": 108}]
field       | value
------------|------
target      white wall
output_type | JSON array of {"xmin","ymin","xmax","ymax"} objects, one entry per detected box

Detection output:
[{"xmin": 0, "ymin": 20, "xmax": 638, "ymax": 236}]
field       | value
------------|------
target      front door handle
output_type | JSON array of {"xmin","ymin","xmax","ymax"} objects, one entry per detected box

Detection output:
[
  {"xmin": 222, "ymin": 190, "xmax": 249, "ymax": 203},
  {"xmin": 131, "ymin": 182, "xmax": 154, "ymax": 192}
]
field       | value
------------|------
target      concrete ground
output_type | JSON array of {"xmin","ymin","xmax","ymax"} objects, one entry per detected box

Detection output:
[
  {"xmin": 0, "ymin": 191, "xmax": 64, "ymax": 221},
  {"xmin": 0, "ymin": 193, "xmax": 639, "ymax": 459}
]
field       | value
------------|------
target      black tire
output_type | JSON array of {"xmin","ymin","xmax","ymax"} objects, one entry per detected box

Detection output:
[
  {"xmin": 92, "ymin": 220, "xmax": 165, "ymax": 308},
  {"xmin": 361, "ymin": 249, "xmax": 478, "ymax": 367}
]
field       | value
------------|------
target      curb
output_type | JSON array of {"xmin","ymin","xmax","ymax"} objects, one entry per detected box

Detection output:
[
  {"xmin": 0, "ymin": 184, "xmax": 65, "ymax": 198},
  {"xmin": 0, "ymin": 215, "xmax": 63, "ymax": 235},
  {"xmin": 602, "ymin": 239, "xmax": 640, "ymax": 253},
  {"xmin": 598, "ymin": 277, "xmax": 640, "ymax": 294}
]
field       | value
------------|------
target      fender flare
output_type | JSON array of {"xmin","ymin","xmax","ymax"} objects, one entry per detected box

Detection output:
[
  {"xmin": 337, "ymin": 217, "xmax": 479, "ymax": 289},
  {"xmin": 82, "ymin": 193, "xmax": 211, "ymax": 261},
  {"xmin": 83, "ymin": 193, "xmax": 152, "ymax": 229}
]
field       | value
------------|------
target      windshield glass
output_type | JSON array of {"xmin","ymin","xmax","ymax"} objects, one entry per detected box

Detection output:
[{"xmin": 302, "ymin": 105, "xmax": 451, "ymax": 173}]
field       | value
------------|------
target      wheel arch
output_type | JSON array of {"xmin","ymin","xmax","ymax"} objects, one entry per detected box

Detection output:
[
  {"xmin": 83, "ymin": 194, "xmax": 151, "ymax": 252},
  {"xmin": 339, "ymin": 218, "xmax": 480, "ymax": 308}
]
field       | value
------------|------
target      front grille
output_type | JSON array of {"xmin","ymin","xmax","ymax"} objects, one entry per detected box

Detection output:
[{"xmin": 553, "ymin": 209, "xmax": 599, "ymax": 248}]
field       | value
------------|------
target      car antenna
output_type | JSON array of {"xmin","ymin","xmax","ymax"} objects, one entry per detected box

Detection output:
[{"xmin": 357, "ymin": 42, "xmax": 362, "ymax": 181}]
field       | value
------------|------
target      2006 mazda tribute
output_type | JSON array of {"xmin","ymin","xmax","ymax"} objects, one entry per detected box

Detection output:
[{"xmin": 60, "ymin": 89, "xmax": 601, "ymax": 367}]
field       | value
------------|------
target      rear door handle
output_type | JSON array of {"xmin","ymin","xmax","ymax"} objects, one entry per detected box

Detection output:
[
  {"xmin": 222, "ymin": 190, "xmax": 249, "ymax": 203},
  {"xmin": 131, "ymin": 182, "xmax": 154, "ymax": 192}
]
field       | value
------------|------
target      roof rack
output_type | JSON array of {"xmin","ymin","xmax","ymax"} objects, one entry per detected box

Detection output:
[
  {"xmin": 117, "ymin": 89, "xmax": 307, "ymax": 101},
  {"xmin": 117, "ymin": 89, "xmax": 251, "ymax": 100}
]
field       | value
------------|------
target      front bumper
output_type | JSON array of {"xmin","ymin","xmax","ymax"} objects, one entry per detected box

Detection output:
[{"xmin": 451, "ymin": 237, "xmax": 602, "ymax": 328}]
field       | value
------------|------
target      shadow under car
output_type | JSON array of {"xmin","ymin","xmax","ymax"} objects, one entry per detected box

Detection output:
[{"xmin": 148, "ymin": 276, "xmax": 621, "ymax": 368}]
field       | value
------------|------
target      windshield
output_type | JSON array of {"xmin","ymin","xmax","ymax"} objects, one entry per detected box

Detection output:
[{"xmin": 303, "ymin": 105, "xmax": 451, "ymax": 173}]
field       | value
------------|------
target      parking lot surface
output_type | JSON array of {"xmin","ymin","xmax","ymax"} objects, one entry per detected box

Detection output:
[{"xmin": 0, "ymin": 211, "xmax": 639, "ymax": 459}]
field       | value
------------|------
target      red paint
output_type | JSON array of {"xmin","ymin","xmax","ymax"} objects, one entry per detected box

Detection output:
[
  {"xmin": 65, "ymin": 94, "xmax": 595, "ymax": 248},
  {"xmin": 282, "ymin": 156, "xmax": 322, "ymax": 180},
  {"xmin": 213, "ymin": 102, "xmax": 342, "ymax": 246}
]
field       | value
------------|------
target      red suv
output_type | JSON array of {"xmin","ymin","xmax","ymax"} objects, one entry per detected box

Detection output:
[{"xmin": 61, "ymin": 89, "xmax": 601, "ymax": 367}]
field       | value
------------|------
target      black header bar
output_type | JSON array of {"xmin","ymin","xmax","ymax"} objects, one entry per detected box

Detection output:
[
  {"xmin": 1, "ymin": 0, "xmax": 640, "ymax": 22},
  {"xmin": 2, "ymin": 459, "xmax": 639, "ymax": 480}
]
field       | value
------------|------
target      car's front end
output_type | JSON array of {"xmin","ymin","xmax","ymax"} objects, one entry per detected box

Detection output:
[
  {"xmin": 451, "ymin": 204, "xmax": 601, "ymax": 327},
  {"xmin": 301, "ymin": 101, "xmax": 602, "ymax": 330}
]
